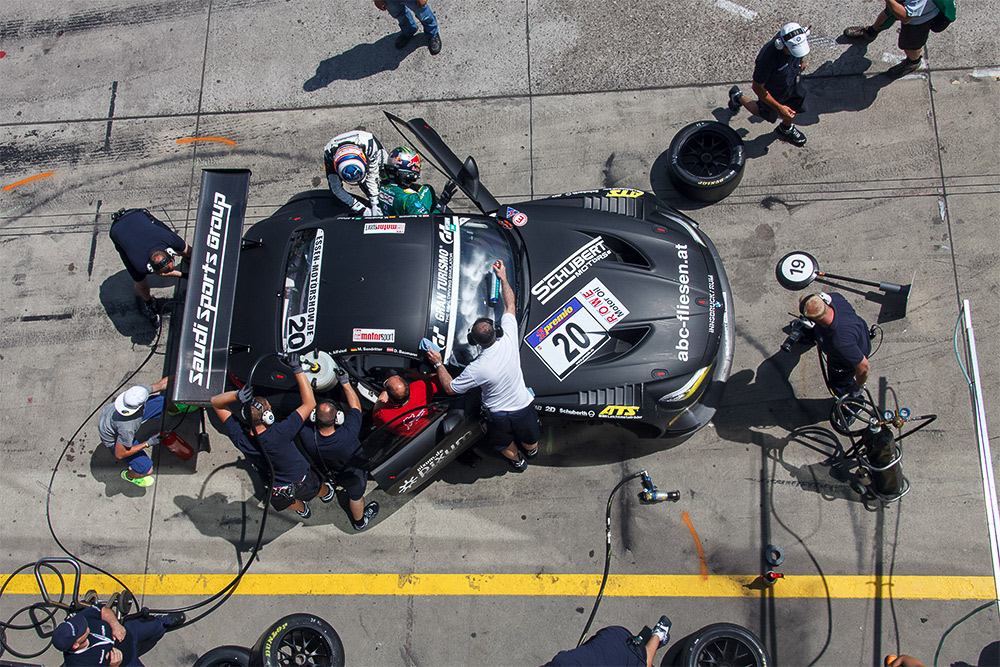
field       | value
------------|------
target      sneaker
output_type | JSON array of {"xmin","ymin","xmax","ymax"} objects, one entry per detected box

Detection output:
[
  {"xmin": 121, "ymin": 470, "xmax": 154, "ymax": 487},
  {"xmin": 843, "ymin": 25, "xmax": 877, "ymax": 42},
  {"xmin": 727, "ymin": 85, "xmax": 743, "ymax": 113},
  {"xmin": 295, "ymin": 503, "xmax": 311, "ymax": 519},
  {"xmin": 522, "ymin": 444, "xmax": 539, "ymax": 459},
  {"xmin": 138, "ymin": 297, "xmax": 159, "ymax": 326},
  {"xmin": 351, "ymin": 501, "xmax": 379, "ymax": 531},
  {"xmin": 319, "ymin": 483, "xmax": 336, "ymax": 503},
  {"xmin": 652, "ymin": 615, "xmax": 672, "ymax": 647},
  {"xmin": 159, "ymin": 612, "xmax": 186, "ymax": 629},
  {"xmin": 395, "ymin": 31, "xmax": 414, "ymax": 49},
  {"xmin": 886, "ymin": 58, "xmax": 922, "ymax": 80},
  {"xmin": 775, "ymin": 124, "xmax": 807, "ymax": 147},
  {"xmin": 428, "ymin": 33, "xmax": 441, "ymax": 55},
  {"xmin": 509, "ymin": 455, "xmax": 527, "ymax": 472}
]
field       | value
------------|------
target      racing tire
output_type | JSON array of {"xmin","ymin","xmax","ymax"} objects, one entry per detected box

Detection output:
[
  {"xmin": 193, "ymin": 645, "xmax": 252, "ymax": 667},
  {"xmin": 250, "ymin": 614, "xmax": 345, "ymax": 667},
  {"xmin": 679, "ymin": 623, "xmax": 770, "ymax": 667},
  {"xmin": 667, "ymin": 121, "xmax": 746, "ymax": 203}
]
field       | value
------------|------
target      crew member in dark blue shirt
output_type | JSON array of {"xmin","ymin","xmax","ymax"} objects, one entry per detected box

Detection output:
[
  {"xmin": 299, "ymin": 366, "xmax": 379, "ymax": 530},
  {"xmin": 728, "ymin": 22, "xmax": 811, "ymax": 147},
  {"xmin": 544, "ymin": 617, "xmax": 671, "ymax": 667},
  {"xmin": 800, "ymin": 292, "xmax": 871, "ymax": 397},
  {"xmin": 210, "ymin": 354, "xmax": 335, "ymax": 520},
  {"xmin": 51, "ymin": 603, "xmax": 184, "ymax": 666},
  {"xmin": 108, "ymin": 208, "xmax": 191, "ymax": 326}
]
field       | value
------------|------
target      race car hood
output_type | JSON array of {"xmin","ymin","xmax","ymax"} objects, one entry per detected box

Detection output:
[
  {"xmin": 510, "ymin": 194, "xmax": 725, "ymax": 396},
  {"xmin": 228, "ymin": 195, "xmax": 434, "ymax": 382}
]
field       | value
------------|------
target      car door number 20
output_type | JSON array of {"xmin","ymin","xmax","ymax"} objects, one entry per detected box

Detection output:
[
  {"xmin": 552, "ymin": 322, "xmax": 590, "ymax": 361},
  {"xmin": 285, "ymin": 314, "xmax": 308, "ymax": 351}
]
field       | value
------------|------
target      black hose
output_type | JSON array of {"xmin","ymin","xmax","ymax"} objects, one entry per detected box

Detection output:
[{"xmin": 577, "ymin": 471, "xmax": 645, "ymax": 647}]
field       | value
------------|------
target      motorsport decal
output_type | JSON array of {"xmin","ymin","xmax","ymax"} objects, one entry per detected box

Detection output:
[
  {"xmin": 173, "ymin": 169, "xmax": 250, "ymax": 406},
  {"xmin": 675, "ymin": 243, "xmax": 693, "ymax": 362},
  {"xmin": 531, "ymin": 236, "xmax": 611, "ymax": 305},
  {"xmin": 352, "ymin": 328, "xmax": 395, "ymax": 343},
  {"xmin": 605, "ymin": 189, "xmax": 643, "ymax": 198},
  {"xmin": 284, "ymin": 229, "xmax": 324, "ymax": 353},
  {"xmin": 505, "ymin": 207, "xmax": 528, "ymax": 227},
  {"xmin": 598, "ymin": 405, "xmax": 641, "ymax": 419},
  {"xmin": 525, "ymin": 278, "xmax": 629, "ymax": 381},
  {"xmin": 425, "ymin": 218, "xmax": 462, "ymax": 354},
  {"xmin": 364, "ymin": 222, "xmax": 406, "ymax": 234}
]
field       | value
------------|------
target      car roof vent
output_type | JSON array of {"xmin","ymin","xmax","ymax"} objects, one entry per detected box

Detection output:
[
  {"xmin": 582, "ymin": 194, "xmax": 645, "ymax": 218},
  {"xmin": 584, "ymin": 232, "xmax": 651, "ymax": 268},
  {"xmin": 578, "ymin": 383, "xmax": 643, "ymax": 407}
]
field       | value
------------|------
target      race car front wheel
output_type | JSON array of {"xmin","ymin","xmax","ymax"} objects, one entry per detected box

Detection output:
[{"xmin": 667, "ymin": 121, "xmax": 746, "ymax": 203}]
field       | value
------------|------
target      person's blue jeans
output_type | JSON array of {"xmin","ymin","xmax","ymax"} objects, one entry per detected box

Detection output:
[
  {"xmin": 125, "ymin": 396, "xmax": 164, "ymax": 474},
  {"xmin": 386, "ymin": 0, "xmax": 438, "ymax": 37}
]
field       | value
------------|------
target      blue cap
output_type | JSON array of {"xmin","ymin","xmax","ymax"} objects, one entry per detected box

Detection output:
[{"xmin": 52, "ymin": 614, "xmax": 89, "ymax": 651}]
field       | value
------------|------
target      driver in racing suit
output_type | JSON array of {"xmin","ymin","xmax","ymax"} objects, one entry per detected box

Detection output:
[
  {"xmin": 378, "ymin": 146, "xmax": 436, "ymax": 215},
  {"xmin": 324, "ymin": 130, "xmax": 387, "ymax": 216}
]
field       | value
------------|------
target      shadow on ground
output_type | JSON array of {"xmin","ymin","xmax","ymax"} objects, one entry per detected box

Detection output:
[{"xmin": 303, "ymin": 34, "xmax": 419, "ymax": 91}]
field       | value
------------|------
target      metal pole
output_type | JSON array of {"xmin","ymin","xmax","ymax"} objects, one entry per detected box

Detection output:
[{"xmin": 962, "ymin": 300, "xmax": 1000, "ymax": 605}]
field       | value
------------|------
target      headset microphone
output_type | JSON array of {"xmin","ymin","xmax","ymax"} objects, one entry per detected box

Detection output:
[{"xmin": 638, "ymin": 471, "xmax": 680, "ymax": 503}]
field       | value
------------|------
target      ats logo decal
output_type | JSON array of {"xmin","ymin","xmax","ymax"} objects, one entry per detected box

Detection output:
[
  {"xmin": 605, "ymin": 189, "xmax": 643, "ymax": 198},
  {"xmin": 599, "ymin": 405, "xmax": 641, "ymax": 419}
]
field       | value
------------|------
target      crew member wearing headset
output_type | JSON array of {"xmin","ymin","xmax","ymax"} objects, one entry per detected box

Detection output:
[
  {"xmin": 108, "ymin": 208, "xmax": 192, "ymax": 326},
  {"xmin": 800, "ymin": 292, "xmax": 871, "ymax": 398},
  {"xmin": 424, "ymin": 260, "xmax": 539, "ymax": 471},
  {"xmin": 323, "ymin": 130, "xmax": 387, "ymax": 217},
  {"xmin": 210, "ymin": 354, "xmax": 335, "ymax": 520},
  {"xmin": 544, "ymin": 616, "xmax": 672, "ymax": 667},
  {"xmin": 299, "ymin": 367, "xmax": 380, "ymax": 530},
  {"xmin": 52, "ymin": 603, "xmax": 185, "ymax": 667},
  {"xmin": 728, "ymin": 22, "xmax": 811, "ymax": 147}
]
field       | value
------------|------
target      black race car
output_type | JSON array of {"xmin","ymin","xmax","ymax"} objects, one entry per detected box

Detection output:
[{"xmin": 215, "ymin": 114, "xmax": 733, "ymax": 495}]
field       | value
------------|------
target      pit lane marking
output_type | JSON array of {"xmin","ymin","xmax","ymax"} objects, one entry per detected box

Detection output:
[
  {"xmin": 177, "ymin": 136, "xmax": 237, "ymax": 146},
  {"xmin": 714, "ymin": 0, "xmax": 757, "ymax": 21},
  {"xmin": 3, "ymin": 171, "xmax": 54, "ymax": 191},
  {"xmin": 681, "ymin": 512, "xmax": 708, "ymax": 581},
  {"xmin": 2, "ymin": 574, "xmax": 994, "ymax": 600}
]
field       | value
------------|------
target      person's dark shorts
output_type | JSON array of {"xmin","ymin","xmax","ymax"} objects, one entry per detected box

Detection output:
[
  {"xmin": 486, "ymin": 404, "xmax": 540, "ymax": 451},
  {"xmin": 899, "ymin": 14, "xmax": 951, "ymax": 51},
  {"xmin": 270, "ymin": 469, "xmax": 322, "ymax": 511},
  {"xmin": 756, "ymin": 92, "xmax": 807, "ymax": 123},
  {"xmin": 825, "ymin": 364, "xmax": 856, "ymax": 398},
  {"xmin": 333, "ymin": 465, "xmax": 366, "ymax": 502}
]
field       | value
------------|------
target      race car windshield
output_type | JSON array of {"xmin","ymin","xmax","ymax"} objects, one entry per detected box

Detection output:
[
  {"xmin": 281, "ymin": 228, "xmax": 324, "ymax": 352},
  {"xmin": 452, "ymin": 220, "xmax": 517, "ymax": 364}
]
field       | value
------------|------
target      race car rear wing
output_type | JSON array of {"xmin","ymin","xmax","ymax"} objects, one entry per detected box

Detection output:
[{"xmin": 172, "ymin": 169, "xmax": 251, "ymax": 406}]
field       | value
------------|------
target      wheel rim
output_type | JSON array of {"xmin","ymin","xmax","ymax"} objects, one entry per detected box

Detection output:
[
  {"xmin": 693, "ymin": 635, "xmax": 763, "ymax": 667},
  {"xmin": 677, "ymin": 130, "xmax": 734, "ymax": 178},
  {"xmin": 276, "ymin": 628, "xmax": 333, "ymax": 667}
]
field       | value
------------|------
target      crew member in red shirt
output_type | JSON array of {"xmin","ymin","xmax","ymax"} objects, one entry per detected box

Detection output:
[{"xmin": 372, "ymin": 376, "xmax": 438, "ymax": 436}]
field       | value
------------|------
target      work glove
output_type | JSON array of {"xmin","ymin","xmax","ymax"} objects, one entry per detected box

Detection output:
[
  {"xmin": 850, "ymin": 386, "xmax": 865, "ymax": 399},
  {"xmin": 335, "ymin": 365, "xmax": 350, "ymax": 385},
  {"xmin": 237, "ymin": 385, "xmax": 254, "ymax": 404},
  {"xmin": 146, "ymin": 434, "xmax": 161, "ymax": 448},
  {"xmin": 280, "ymin": 353, "xmax": 304, "ymax": 374}
]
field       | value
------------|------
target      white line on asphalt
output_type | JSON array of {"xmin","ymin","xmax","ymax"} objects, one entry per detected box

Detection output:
[
  {"xmin": 714, "ymin": 0, "xmax": 757, "ymax": 21},
  {"xmin": 972, "ymin": 68, "xmax": 1000, "ymax": 78}
]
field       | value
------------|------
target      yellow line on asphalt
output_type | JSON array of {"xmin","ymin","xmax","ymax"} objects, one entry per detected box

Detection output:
[{"xmin": 3, "ymin": 574, "xmax": 995, "ymax": 600}]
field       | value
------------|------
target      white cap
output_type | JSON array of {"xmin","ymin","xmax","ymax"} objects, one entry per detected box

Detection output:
[
  {"xmin": 779, "ymin": 22, "xmax": 810, "ymax": 58},
  {"xmin": 115, "ymin": 386, "xmax": 149, "ymax": 416}
]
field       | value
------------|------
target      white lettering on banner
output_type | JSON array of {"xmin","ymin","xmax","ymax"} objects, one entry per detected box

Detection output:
[
  {"xmin": 188, "ymin": 192, "xmax": 231, "ymax": 387},
  {"xmin": 675, "ymin": 244, "xmax": 690, "ymax": 362},
  {"xmin": 352, "ymin": 328, "xmax": 395, "ymax": 343},
  {"xmin": 531, "ymin": 236, "xmax": 611, "ymax": 305},
  {"xmin": 283, "ymin": 230, "xmax": 324, "ymax": 352}
]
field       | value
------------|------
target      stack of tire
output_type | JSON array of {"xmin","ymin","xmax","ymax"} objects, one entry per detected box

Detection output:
[{"xmin": 192, "ymin": 614, "xmax": 345, "ymax": 667}]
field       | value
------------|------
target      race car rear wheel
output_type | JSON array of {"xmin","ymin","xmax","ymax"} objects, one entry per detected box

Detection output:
[
  {"xmin": 667, "ymin": 121, "xmax": 746, "ymax": 203},
  {"xmin": 679, "ymin": 622, "xmax": 770, "ymax": 667},
  {"xmin": 251, "ymin": 613, "xmax": 345, "ymax": 667}
]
